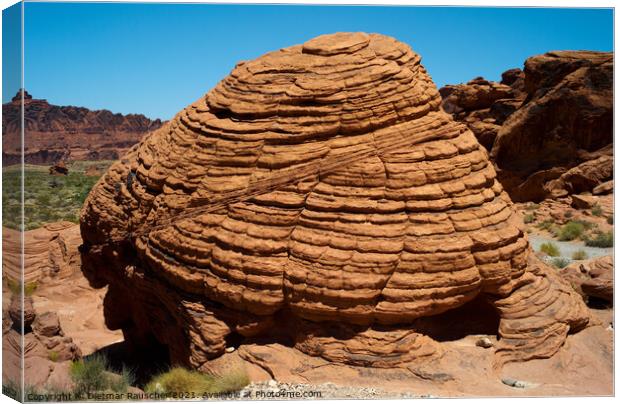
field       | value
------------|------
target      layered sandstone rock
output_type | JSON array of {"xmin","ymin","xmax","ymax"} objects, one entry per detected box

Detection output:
[
  {"xmin": 2, "ymin": 90, "xmax": 164, "ymax": 166},
  {"xmin": 439, "ymin": 73, "xmax": 525, "ymax": 150},
  {"xmin": 2, "ymin": 221, "xmax": 82, "ymax": 284},
  {"xmin": 80, "ymin": 33, "xmax": 589, "ymax": 371},
  {"xmin": 3, "ymin": 297, "xmax": 82, "ymax": 389},
  {"xmin": 561, "ymin": 255, "xmax": 613, "ymax": 305},
  {"xmin": 441, "ymin": 51, "xmax": 612, "ymax": 202}
]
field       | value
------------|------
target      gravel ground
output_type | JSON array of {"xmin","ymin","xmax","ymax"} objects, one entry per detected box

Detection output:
[{"xmin": 528, "ymin": 234, "xmax": 613, "ymax": 261}]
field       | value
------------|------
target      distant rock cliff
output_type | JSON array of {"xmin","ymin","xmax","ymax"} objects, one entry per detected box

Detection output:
[{"xmin": 2, "ymin": 90, "xmax": 164, "ymax": 166}]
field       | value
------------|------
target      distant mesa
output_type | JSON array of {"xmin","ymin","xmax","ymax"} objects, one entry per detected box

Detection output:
[
  {"xmin": 11, "ymin": 88, "xmax": 33, "ymax": 102},
  {"xmin": 81, "ymin": 32, "xmax": 589, "ymax": 372},
  {"xmin": 2, "ymin": 89, "xmax": 164, "ymax": 166}
]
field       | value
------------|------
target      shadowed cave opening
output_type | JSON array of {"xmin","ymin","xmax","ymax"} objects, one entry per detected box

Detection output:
[
  {"xmin": 90, "ymin": 332, "xmax": 171, "ymax": 388},
  {"xmin": 410, "ymin": 295, "xmax": 501, "ymax": 342}
]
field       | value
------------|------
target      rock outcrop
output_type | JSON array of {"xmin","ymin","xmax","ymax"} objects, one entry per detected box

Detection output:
[
  {"xmin": 439, "ymin": 73, "xmax": 525, "ymax": 150},
  {"xmin": 2, "ymin": 90, "xmax": 164, "ymax": 166},
  {"xmin": 2, "ymin": 221, "xmax": 82, "ymax": 284},
  {"xmin": 561, "ymin": 255, "xmax": 613, "ymax": 305},
  {"xmin": 3, "ymin": 295, "xmax": 81, "ymax": 389},
  {"xmin": 440, "ymin": 51, "xmax": 612, "ymax": 202},
  {"xmin": 80, "ymin": 33, "xmax": 589, "ymax": 371}
]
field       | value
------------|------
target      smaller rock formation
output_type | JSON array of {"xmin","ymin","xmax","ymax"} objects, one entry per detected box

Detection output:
[
  {"xmin": 2, "ymin": 221, "xmax": 82, "ymax": 284},
  {"xmin": 3, "ymin": 296, "xmax": 81, "ymax": 389},
  {"xmin": 491, "ymin": 51, "xmax": 612, "ymax": 202},
  {"xmin": 441, "ymin": 51, "xmax": 612, "ymax": 202},
  {"xmin": 439, "ymin": 72, "xmax": 525, "ymax": 150},
  {"xmin": 561, "ymin": 256, "xmax": 613, "ymax": 305},
  {"xmin": 49, "ymin": 161, "xmax": 69, "ymax": 176}
]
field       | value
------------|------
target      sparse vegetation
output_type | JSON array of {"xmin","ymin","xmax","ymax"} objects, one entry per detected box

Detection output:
[
  {"xmin": 536, "ymin": 219, "xmax": 555, "ymax": 231},
  {"xmin": 48, "ymin": 350, "xmax": 60, "ymax": 362},
  {"xmin": 525, "ymin": 203, "xmax": 540, "ymax": 211},
  {"xmin": 558, "ymin": 221, "xmax": 585, "ymax": 241},
  {"xmin": 571, "ymin": 250, "xmax": 588, "ymax": 260},
  {"xmin": 5, "ymin": 279, "xmax": 38, "ymax": 296},
  {"xmin": 549, "ymin": 225, "xmax": 561, "ymax": 238},
  {"xmin": 70, "ymin": 354, "xmax": 134, "ymax": 398},
  {"xmin": 564, "ymin": 210, "xmax": 573, "ymax": 219},
  {"xmin": 2, "ymin": 162, "xmax": 112, "ymax": 231},
  {"xmin": 584, "ymin": 231, "xmax": 613, "ymax": 248},
  {"xmin": 607, "ymin": 215, "xmax": 613, "ymax": 225},
  {"xmin": 552, "ymin": 257, "xmax": 570, "ymax": 269},
  {"xmin": 2, "ymin": 380, "xmax": 21, "ymax": 401},
  {"xmin": 591, "ymin": 204, "xmax": 603, "ymax": 217},
  {"xmin": 523, "ymin": 213, "xmax": 535, "ymax": 224},
  {"xmin": 539, "ymin": 242, "xmax": 560, "ymax": 257},
  {"xmin": 145, "ymin": 366, "xmax": 249, "ymax": 395},
  {"xmin": 71, "ymin": 355, "xmax": 109, "ymax": 396}
]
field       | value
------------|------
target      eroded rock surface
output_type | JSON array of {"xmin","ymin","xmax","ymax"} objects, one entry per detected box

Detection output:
[
  {"xmin": 439, "ymin": 73, "xmax": 525, "ymax": 150},
  {"xmin": 2, "ymin": 221, "xmax": 82, "ymax": 284},
  {"xmin": 2, "ymin": 297, "xmax": 82, "ymax": 389},
  {"xmin": 441, "ymin": 51, "xmax": 612, "ymax": 202},
  {"xmin": 561, "ymin": 255, "xmax": 613, "ymax": 305},
  {"xmin": 80, "ymin": 33, "xmax": 589, "ymax": 371}
]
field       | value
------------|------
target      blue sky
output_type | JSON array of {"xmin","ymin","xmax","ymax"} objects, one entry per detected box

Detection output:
[{"xmin": 3, "ymin": 3, "xmax": 614, "ymax": 119}]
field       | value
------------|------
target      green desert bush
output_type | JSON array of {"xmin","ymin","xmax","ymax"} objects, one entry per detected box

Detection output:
[
  {"xmin": 108, "ymin": 367, "xmax": 135, "ymax": 393},
  {"xmin": 552, "ymin": 257, "xmax": 570, "ymax": 269},
  {"xmin": 523, "ymin": 213, "xmax": 535, "ymax": 224},
  {"xmin": 591, "ymin": 204, "xmax": 603, "ymax": 217},
  {"xmin": 70, "ymin": 355, "xmax": 109, "ymax": 396},
  {"xmin": 145, "ymin": 366, "xmax": 249, "ymax": 395},
  {"xmin": 564, "ymin": 210, "xmax": 573, "ymax": 219},
  {"xmin": 210, "ymin": 367, "xmax": 250, "ymax": 393},
  {"xmin": 70, "ymin": 354, "xmax": 134, "ymax": 397},
  {"xmin": 536, "ymin": 219, "xmax": 554, "ymax": 231},
  {"xmin": 584, "ymin": 231, "xmax": 613, "ymax": 248},
  {"xmin": 571, "ymin": 250, "xmax": 588, "ymax": 260},
  {"xmin": 558, "ymin": 221, "xmax": 585, "ymax": 241},
  {"xmin": 48, "ymin": 350, "xmax": 60, "ymax": 362},
  {"xmin": 539, "ymin": 242, "xmax": 560, "ymax": 257},
  {"xmin": 549, "ymin": 225, "xmax": 561, "ymax": 238},
  {"xmin": 5, "ymin": 279, "xmax": 38, "ymax": 296}
]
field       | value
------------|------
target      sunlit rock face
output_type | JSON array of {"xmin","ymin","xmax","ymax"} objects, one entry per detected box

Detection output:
[{"xmin": 80, "ymin": 32, "xmax": 589, "ymax": 370}]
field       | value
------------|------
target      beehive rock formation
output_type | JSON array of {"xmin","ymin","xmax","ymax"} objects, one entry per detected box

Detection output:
[{"xmin": 80, "ymin": 33, "xmax": 589, "ymax": 371}]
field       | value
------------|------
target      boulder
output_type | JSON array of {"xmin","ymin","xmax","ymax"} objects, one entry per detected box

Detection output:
[
  {"xmin": 80, "ymin": 32, "xmax": 589, "ymax": 371},
  {"xmin": 32, "ymin": 311, "xmax": 62, "ymax": 337},
  {"xmin": 2, "ymin": 303, "xmax": 82, "ymax": 390},
  {"xmin": 571, "ymin": 194, "xmax": 598, "ymax": 209},
  {"xmin": 562, "ymin": 256, "xmax": 612, "ymax": 304},
  {"xmin": 593, "ymin": 180, "xmax": 614, "ymax": 195},
  {"xmin": 49, "ymin": 161, "xmax": 69, "ymax": 175}
]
